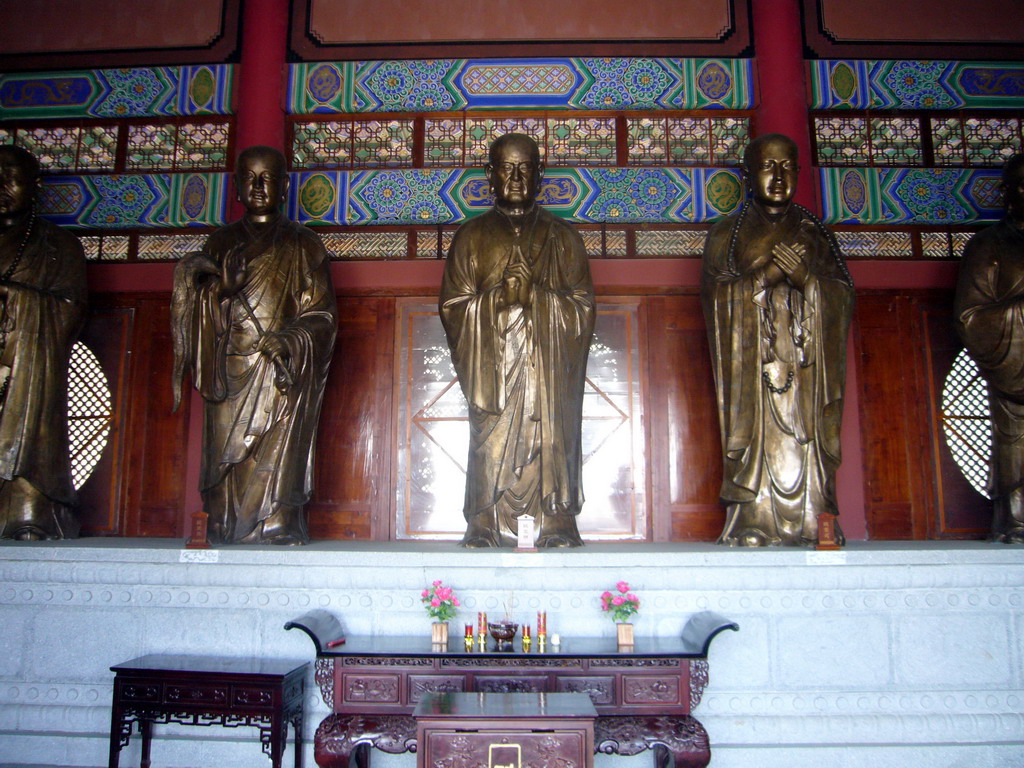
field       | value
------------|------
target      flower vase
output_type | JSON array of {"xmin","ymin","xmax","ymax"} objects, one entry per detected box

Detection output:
[
  {"xmin": 431, "ymin": 621, "xmax": 449, "ymax": 645},
  {"xmin": 616, "ymin": 622, "xmax": 634, "ymax": 647}
]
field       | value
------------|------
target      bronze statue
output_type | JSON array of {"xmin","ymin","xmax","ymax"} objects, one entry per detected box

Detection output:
[
  {"xmin": 954, "ymin": 153, "xmax": 1024, "ymax": 544},
  {"xmin": 171, "ymin": 146, "xmax": 337, "ymax": 545},
  {"xmin": 0, "ymin": 145, "xmax": 88, "ymax": 541},
  {"xmin": 439, "ymin": 134, "xmax": 595, "ymax": 548},
  {"xmin": 701, "ymin": 134, "xmax": 854, "ymax": 547}
]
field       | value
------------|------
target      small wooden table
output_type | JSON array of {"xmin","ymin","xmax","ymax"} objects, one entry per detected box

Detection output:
[
  {"xmin": 415, "ymin": 692, "xmax": 597, "ymax": 768},
  {"xmin": 108, "ymin": 654, "xmax": 307, "ymax": 768}
]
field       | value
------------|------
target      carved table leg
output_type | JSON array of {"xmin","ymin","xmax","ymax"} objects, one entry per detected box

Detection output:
[
  {"xmin": 107, "ymin": 704, "xmax": 127, "ymax": 768},
  {"xmin": 267, "ymin": 718, "xmax": 286, "ymax": 768},
  {"xmin": 595, "ymin": 716, "xmax": 711, "ymax": 768},
  {"xmin": 140, "ymin": 718, "xmax": 152, "ymax": 768},
  {"xmin": 293, "ymin": 712, "xmax": 304, "ymax": 768},
  {"xmin": 314, "ymin": 714, "xmax": 417, "ymax": 768}
]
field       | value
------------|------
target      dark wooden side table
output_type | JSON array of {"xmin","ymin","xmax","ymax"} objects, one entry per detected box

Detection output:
[
  {"xmin": 415, "ymin": 692, "xmax": 597, "ymax": 768},
  {"xmin": 108, "ymin": 654, "xmax": 308, "ymax": 768}
]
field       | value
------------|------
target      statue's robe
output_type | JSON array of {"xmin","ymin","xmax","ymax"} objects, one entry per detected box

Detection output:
[
  {"xmin": 439, "ymin": 206, "xmax": 594, "ymax": 547},
  {"xmin": 0, "ymin": 217, "xmax": 87, "ymax": 539},
  {"xmin": 172, "ymin": 215, "xmax": 337, "ymax": 544},
  {"xmin": 701, "ymin": 202, "xmax": 854, "ymax": 546},
  {"xmin": 954, "ymin": 218, "xmax": 1024, "ymax": 542}
]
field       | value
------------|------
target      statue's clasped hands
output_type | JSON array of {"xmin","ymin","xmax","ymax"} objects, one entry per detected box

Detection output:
[
  {"xmin": 772, "ymin": 241, "xmax": 809, "ymax": 289},
  {"xmin": 502, "ymin": 260, "xmax": 533, "ymax": 308}
]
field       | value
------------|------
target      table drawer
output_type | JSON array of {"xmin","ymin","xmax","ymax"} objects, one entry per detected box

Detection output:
[
  {"xmin": 621, "ymin": 676, "xmax": 681, "ymax": 706},
  {"xmin": 475, "ymin": 676, "xmax": 548, "ymax": 694},
  {"xmin": 409, "ymin": 675, "xmax": 466, "ymax": 703},
  {"xmin": 231, "ymin": 685, "xmax": 275, "ymax": 708},
  {"xmin": 555, "ymin": 676, "xmax": 615, "ymax": 706},
  {"xmin": 119, "ymin": 682, "xmax": 161, "ymax": 703},
  {"xmin": 342, "ymin": 673, "xmax": 402, "ymax": 704},
  {"xmin": 421, "ymin": 729, "xmax": 589, "ymax": 768},
  {"xmin": 165, "ymin": 683, "xmax": 229, "ymax": 706}
]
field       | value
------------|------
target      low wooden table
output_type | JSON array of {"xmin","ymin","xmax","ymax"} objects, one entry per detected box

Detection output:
[
  {"xmin": 108, "ymin": 654, "xmax": 307, "ymax": 768},
  {"xmin": 415, "ymin": 692, "xmax": 597, "ymax": 768}
]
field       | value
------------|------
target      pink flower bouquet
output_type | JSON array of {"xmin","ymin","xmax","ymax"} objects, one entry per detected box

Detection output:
[
  {"xmin": 421, "ymin": 580, "xmax": 460, "ymax": 622},
  {"xmin": 600, "ymin": 580, "xmax": 640, "ymax": 624}
]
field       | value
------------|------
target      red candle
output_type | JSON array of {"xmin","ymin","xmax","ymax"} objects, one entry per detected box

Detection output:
[{"xmin": 465, "ymin": 623, "xmax": 473, "ymax": 638}]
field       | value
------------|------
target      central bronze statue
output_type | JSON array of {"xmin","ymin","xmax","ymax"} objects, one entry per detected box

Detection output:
[
  {"xmin": 701, "ymin": 134, "xmax": 854, "ymax": 547},
  {"xmin": 0, "ymin": 145, "xmax": 87, "ymax": 541},
  {"xmin": 954, "ymin": 153, "xmax": 1024, "ymax": 544},
  {"xmin": 440, "ymin": 133, "xmax": 595, "ymax": 548},
  {"xmin": 171, "ymin": 146, "xmax": 337, "ymax": 545}
]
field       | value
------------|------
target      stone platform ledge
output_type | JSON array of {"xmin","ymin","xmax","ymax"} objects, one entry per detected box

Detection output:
[{"xmin": 1, "ymin": 538, "xmax": 1021, "ymax": 568}]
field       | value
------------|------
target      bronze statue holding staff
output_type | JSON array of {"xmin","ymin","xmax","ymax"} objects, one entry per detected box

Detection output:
[{"xmin": 171, "ymin": 146, "xmax": 337, "ymax": 545}]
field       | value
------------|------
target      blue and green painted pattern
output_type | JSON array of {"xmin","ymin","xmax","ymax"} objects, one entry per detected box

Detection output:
[
  {"xmin": 288, "ymin": 166, "xmax": 742, "ymax": 225},
  {"xmin": 288, "ymin": 58, "xmax": 755, "ymax": 114},
  {"xmin": 820, "ymin": 167, "xmax": 1003, "ymax": 225},
  {"xmin": 34, "ymin": 166, "xmax": 741, "ymax": 229},
  {"xmin": 38, "ymin": 172, "xmax": 229, "ymax": 228},
  {"xmin": 810, "ymin": 60, "xmax": 1024, "ymax": 110},
  {"xmin": 0, "ymin": 65, "xmax": 234, "ymax": 120}
]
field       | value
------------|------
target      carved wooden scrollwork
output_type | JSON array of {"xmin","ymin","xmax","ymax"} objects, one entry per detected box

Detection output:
[
  {"xmin": 689, "ymin": 660, "xmax": 709, "ymax": 710},
  {"xmin": 595, "ymin": 715, "xmax": 710, "ymax": 768},
  {"xmin": 316, "ymin": 658, "xmax": 335, "ymax": 707},
  {"xmin": 315, "ymin": 714, "xmax": 417, "ymax": 768}
]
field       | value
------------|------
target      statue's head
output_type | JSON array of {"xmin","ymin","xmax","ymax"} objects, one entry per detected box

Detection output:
[
  {"xmin": 0, "ymin": 144, "xmax": 41, "ymax": 223},
  {"xmin": 486, "ymin": 133, "xmax": 544, "ymax": 212},
  {"xmin": 742, "ymin": 133, "xmax": 799, "ymax": 215},
  {"xmin": 235, "ymin": 145, "xmax": 289, "ymax": 222},
  {"xmin": 1002, "ymin": 153, "xmax": 1024, "ymax": 223}
]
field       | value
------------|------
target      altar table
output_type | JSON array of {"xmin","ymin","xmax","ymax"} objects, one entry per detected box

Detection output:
[{"xmin": 285, "ymin": 611, "xmax": 737, "ymax": 768}]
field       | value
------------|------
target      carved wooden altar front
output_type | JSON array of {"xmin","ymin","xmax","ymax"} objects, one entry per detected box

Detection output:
[{"xmin": 286, "ymin": 611, "xmax": 737, "ymax": 768}]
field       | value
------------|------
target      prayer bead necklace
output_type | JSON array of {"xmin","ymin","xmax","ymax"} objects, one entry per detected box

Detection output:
[
  {"xmin": 2, "ymin": 209, "xmax": 35, "ymax": 282},
  {"xmin": 762, "ymin": 369, "xmax": 795, "ymax": 395}
]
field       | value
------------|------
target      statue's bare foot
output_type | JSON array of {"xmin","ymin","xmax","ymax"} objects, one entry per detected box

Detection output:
[
  {"xmin": 996, "ymin": 530, "xmax": 1024, "ymax": 544},
  {"xmin": 267, "ymin": 533, "xmax": 306, "ymax": 546},
  {"xmin": 12, "ymin": 526, "xmax": 46, "ymax": 541},
  {"xmin": 460, "ymin": 515, "xmax": 504, "ymax": 547},
  {"xmin": 461, "ymin": 535, "xmax": 500, "ymax": 548},
  {"xmin": 535, "ymin": 534, "xmax": 582, "ymax": 548},
  {"xmin": 719, "ymin": 529, "xmax": 778, "ymax": 547}
]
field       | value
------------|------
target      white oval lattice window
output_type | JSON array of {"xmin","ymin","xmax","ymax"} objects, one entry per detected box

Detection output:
[
  {"xmin": 941, "ymin": 349, "xmax": 993, "ymax": 499},
  {"xmin": 67, "ymin": 341, "xmax": 113, "ymax": 490}
]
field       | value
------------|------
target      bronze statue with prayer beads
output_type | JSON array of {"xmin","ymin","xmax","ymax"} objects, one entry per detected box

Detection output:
[
  {"xmin": 0, "ymin": 145, "xmax": 88, "ymax": 541},
  {"xmin": 701, "ymin": 133, "xmax": 854, "ymax": 548}
]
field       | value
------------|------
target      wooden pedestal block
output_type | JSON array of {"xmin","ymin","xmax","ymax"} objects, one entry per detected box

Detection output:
[{"xmin": 415, "ymin": 692, "xmax": 596, "ymax": 768}]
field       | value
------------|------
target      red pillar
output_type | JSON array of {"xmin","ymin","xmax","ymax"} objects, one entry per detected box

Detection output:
[
  {"xmin": 234, "ymin": 0, "xmax": 289, "ymax": 152},
  {"xmin": 752, "ymin": 0, "xmax": 868, "ymax": 539},
  {"xmin": 230, "ymin": 0, "xmax": 290, "ymax": 218},
  {"xmin": 751, "ymin": 0, "xmax": 818, "ymax": 213}
]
